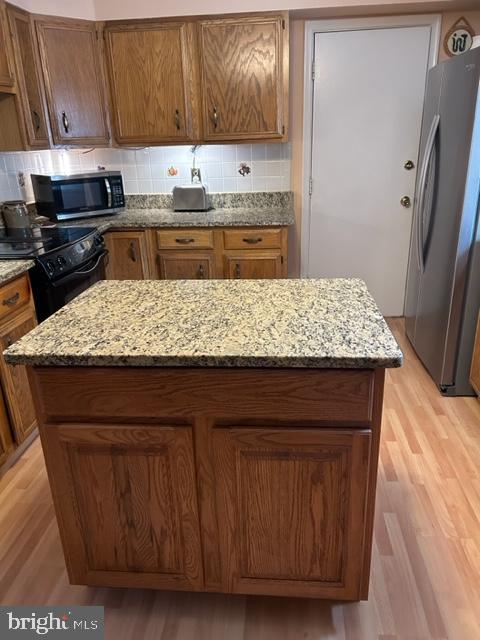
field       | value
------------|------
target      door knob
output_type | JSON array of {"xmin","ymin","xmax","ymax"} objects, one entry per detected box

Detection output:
[
  {"xmin": 400, "ymin": 196, "xmax": 411, "ymax": 208},
  {"xmin": 404, "ymin": 160, "xmax": 415, "ymax": 170}
]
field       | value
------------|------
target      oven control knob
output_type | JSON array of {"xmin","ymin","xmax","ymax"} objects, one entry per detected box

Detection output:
[
  {"xmin": 94, "ymin": 235, "xmax": 103, "ymax": 246},
  {"xmin": 56, "ymin": 255, "xmax": 67, "ymax": 267},
  {"xmin": 45, "ymin": 260, "xmax": 55, "ymax": 274}
]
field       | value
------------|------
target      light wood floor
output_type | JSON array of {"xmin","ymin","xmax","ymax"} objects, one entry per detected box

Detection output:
[{"xmin": 1, "ymin": 318, "xmax": 479, "ymax": 639}]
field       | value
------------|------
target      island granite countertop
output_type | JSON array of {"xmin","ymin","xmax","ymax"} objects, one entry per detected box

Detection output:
[
  {"xmin": 4, "ymin": 278, "xmax": 402, "ymax": 369},
  {"xmin": 0, "ymin": 260, "xmax": 35, "ymax": 286}
]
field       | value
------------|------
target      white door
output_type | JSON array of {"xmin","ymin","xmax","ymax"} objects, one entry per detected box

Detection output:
[{"xmin": 305, "ymin": 22, "xmax": 437, "ymax": 315}]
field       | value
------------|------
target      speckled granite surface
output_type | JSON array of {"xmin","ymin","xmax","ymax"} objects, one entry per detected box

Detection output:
[
  {"xmin": 4, "ymin": 278, "xmax": 403, "ymax": 369},
  {"xmin": 126, "ymin": 191, "xmax": 293, "ymax": 210},
  {"xmin": 0, "ymin": 260, "xmax": 34, "ymax": 285}
]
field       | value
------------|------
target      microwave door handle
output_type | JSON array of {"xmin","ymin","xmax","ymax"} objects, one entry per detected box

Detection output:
[{"xmin": 104, "ymin": 178, "xmax": 112, "ymax": 208}]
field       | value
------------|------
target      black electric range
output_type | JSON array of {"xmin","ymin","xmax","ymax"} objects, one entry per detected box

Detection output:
[{"xmin": 0, "ymin": 226, "xmax": 107, "ymax": 322}]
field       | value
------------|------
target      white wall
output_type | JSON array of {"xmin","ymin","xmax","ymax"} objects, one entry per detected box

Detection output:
[
  {"xmin": 93, "ymin": 0, "xmax": 450, "ymax": 20},
  {"xmin": 0, "ymin": 144, "xmax": 292, "ymax": 202}
]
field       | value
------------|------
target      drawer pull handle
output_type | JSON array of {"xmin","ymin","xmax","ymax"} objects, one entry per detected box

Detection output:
[
  {"xmin": 2, "ymin": 292, "xmax": 20, "ymax": 307},
  {"xmin": 213, "ymin": 106, "xmax": 219, "ymax": 129},
  {"xmin": 175, "ymin": 238, "xmax": 195, "ymax": 244},
  {"xmin": 129, "ymin": 242, "xmax": 137, "ymax": 262},
  {"xmin": 61, "ymin": 111, "xmax": 69, "ymax": 134},
  {"xmin": 242, "ymin": 237, "xmax": 263, "ymax": 244},
  {"xmin": 175, "ymin": 109, "xmax": 181, "ymax": 131},
  {"xmin": 32, "ymin": 109, "xmax": 41, "ymax": 132}
]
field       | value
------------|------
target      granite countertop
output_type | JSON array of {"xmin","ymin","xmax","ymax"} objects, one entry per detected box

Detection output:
[
  {"xmin": 4, "ymin": 278, "xmax": 403, "ymax": 369},
  {"xmin": 63, "ymin": 206, "xmax": 294, "ymax": 232},
  {"xmin": 0, "ymin": 260, "xmax": 35, "ymax": 286}
]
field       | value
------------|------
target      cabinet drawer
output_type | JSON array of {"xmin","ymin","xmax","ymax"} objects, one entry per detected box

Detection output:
[
  {"xmin": 223, "ymin": 228, "xmax": 282, "ymax": 250},
  {"xmin": 156, "ymin": 229, "xmax": 214, "ymax": 250},
  {"xmin": 0, "ymin": 275, "xmax": 30, "ymax": 321}
]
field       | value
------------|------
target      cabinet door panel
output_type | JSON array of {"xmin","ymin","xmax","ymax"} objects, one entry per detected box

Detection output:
[
  {"xmin": 7, "ymin": 6, "xmax": 50, "ymax": 147},
  {"xmin": 0, "ymin": 0, "xmax": 15, "ymax": 90},
  {"xmin": 45, "ymin": 425, "xmax": 203, "ymax": 589},
  {"xmin": 106, "ymin": 23, "xmax": 197, "ymax": 144},
  {"xmin": 0, "ymin": 310, "xmax": 37, "ymax": 443},
  {"xmin": 213, "ymin": 427, "xmax": 371, "ymax": 599},
  {"xmin": 224, "ymin": 251, "xmax": 283, "ymax": 279},
  {"xmin": 36, "ymin": 18, "xmax": 108, "ymax": 145},
  {"xmin": 104, "ymin": 231, "xmax": 151, "ymax": 280},
  {"xmin": 0, "ymin": 385, "xmax": 13, "ymax": 465},
  {"xmin": 199, "ymin": 15, "xmax": 286, "ymax": 140},
  {"xmin": 157, "ymin": 251, "xmax": 214, "ymax": 280}
]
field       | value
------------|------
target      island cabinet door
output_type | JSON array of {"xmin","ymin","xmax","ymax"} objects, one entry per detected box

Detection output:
[
  {"xmin": 212, "ymin": 427, "xmax": 371, "ymax": 600},
  {"xmin": 42, "ymin": 425, "xmax": 203, "ymax": 590}
]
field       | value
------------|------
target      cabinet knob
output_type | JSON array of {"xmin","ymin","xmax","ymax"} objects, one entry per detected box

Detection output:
[{"xmin": 61, "ymin": 111, "xmax": 69, "ymax": 134}]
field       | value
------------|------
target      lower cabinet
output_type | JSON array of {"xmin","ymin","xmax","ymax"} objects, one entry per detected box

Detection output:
[
  {"xmin": 0, "ymin": 274, "xmax": 38, "ymax": 459},
  {"xmin": 104, "ymin": 230, "xmax": 153, "ymax": 280},
  {"xmin": 43, "ymin": 423, "xmax": 203, "ymax": 590},
  {"xmin": 103, "ymin": 226, "xmax": 288, "ymax": 281},
  {"xmin": 156, "ymin": 251, "xmax": 214, "ymax": 280},
  {"xmin": 224, "ymin": 251, "xmax": 283, "ymax": 279},
  {"xmin": 213, "ymin": 427, "xmax": 371, "ymax": 597}
]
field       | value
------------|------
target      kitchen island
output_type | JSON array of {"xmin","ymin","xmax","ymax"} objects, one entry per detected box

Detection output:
[{"xmin": 4, "ymin": 278, "xmax": 402, "ymax": 601}]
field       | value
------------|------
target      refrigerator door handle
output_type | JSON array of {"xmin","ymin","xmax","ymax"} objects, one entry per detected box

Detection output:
[{"xmin": 416, "ymin": 114, "xmax": 440, "ymax": 272}]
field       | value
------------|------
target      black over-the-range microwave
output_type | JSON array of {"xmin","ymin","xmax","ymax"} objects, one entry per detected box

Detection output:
[{"xmin": 31, "ymin": 170, "xmax": 125, "ymax": 222}]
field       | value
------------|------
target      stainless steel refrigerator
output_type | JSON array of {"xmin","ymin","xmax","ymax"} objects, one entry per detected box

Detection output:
[{"xmin": 405, "ymin": 46, "xmax": 480, "ymax": 396}]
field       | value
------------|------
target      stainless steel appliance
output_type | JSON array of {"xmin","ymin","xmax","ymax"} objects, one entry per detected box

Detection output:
[
  {"xmin": 172, "ymin": 184, "xmax": 210, "ymax": 211},
  {"xmin": 1, "ymin": 200, "xmax": 31, "ymax": 229},
  {"xmin": 31, "ymin": 170, "xmax": 125, "ymax": 222},
  {"xmin": 405, "ymin": 46, "xmax": 480, "ymax": 396},
  {"xmin": 0, "ymin": 227, "xmax": 107, "ymax": 322}
]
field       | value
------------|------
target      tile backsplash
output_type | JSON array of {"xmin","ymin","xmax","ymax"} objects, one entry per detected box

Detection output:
[{"xmin": 0, "ymin": 143, "xmax": 291, "ymax": 203}]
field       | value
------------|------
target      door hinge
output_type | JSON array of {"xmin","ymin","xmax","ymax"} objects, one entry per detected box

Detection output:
[
  {"xmin": 309, "ymin": 177, "xmax": 313, "ymax": 196},
  {"xmin": 281, "ymin": 255, "xmax": 284, "ymax": 264},
  {"xmin": 282, "ymin": 18, "xmax": 286, "ymax": 30},
  {"xmin": 282, "ymin": 125, "xmax": 285, "ymax": 135},
  {"xmin": 311, "ymin": 61, "xmax": 315, "ymax": 81}
]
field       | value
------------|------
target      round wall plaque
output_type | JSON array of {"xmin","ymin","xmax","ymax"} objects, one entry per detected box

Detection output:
[{"xmin": 444, "ymin": 17, "xmax": 475, "ymax": 57}]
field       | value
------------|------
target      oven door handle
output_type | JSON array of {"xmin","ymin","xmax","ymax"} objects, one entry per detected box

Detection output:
[{"xmin": 51, "ymin": 251, "xmax": 107, "ymax": 287}]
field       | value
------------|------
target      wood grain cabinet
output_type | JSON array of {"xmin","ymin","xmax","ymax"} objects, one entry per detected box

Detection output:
[
  {"xmin": 0, "ymin": 0, "xmax": 15, "ymax": 91},
  {"xmin": 6, "ymin": 4, "xmax": 50, "ymax": 148},
  {"xmin": 470, "ymin": 313, "xmax": 480, "ymax": 396},
  {"xmin": 104, "ymin": 230, "xmax": 153, "ymax": 280},
  {"xmin": 35, "ymin": 16, "xmax": 109, "ymax": 145},
  {"xmin": 104, "ymin": 21, "xmax": 200, "ymax": 145},
  {"xmin": 42, "ymin": 424, "xmax": 203, "ymax": 590},
  {"xmin": 224, "ymin": 252, "xmax": 283, "ymax": 279},
  {"xmin": 198, "ymin": 14, "xmax": 288, "ymax": 141},
  {"xmin": 156, "ymin": 252, "xmax": 214, "ymax": 280},
  {"xmin": 213, "ymin": 427, "xmax": 371, "ymax": 597},
  {"xmin": 0, "ymin": 274, "xmax": 37, "ymax": 449},
  {"xmin": 0, "ymin": 385, "xmax": 13, "ymax": 466}
]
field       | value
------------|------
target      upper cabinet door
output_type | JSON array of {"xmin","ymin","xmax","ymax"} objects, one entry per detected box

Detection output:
[
  {"xmin": 199, "ymin": 14, "xmax": 288, "ymax": 141},
  {"xmin": 7, "ymin": 5, "xmax": 50, "ymax": 148},
  {"xmin": 104, "ymin": 21, "xmax": 200, "ymax": 145},
  {"xmin": 35, "ymin": 17, "xmax": 109, "ymax": 145},
  {"xmin": 0, "ymin": 0, "xmax": 15, "ymax": 91}
]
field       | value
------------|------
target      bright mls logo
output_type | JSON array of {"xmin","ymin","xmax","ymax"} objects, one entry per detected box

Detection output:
[{"xmin": 0, "ymin": 607, "xmax": 104, "ymax": 639}]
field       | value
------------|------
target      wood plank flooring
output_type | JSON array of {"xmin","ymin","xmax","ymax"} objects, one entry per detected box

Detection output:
[{"xmin": 0, "ymin": 318, "xmax": 479, "ymax": 639}]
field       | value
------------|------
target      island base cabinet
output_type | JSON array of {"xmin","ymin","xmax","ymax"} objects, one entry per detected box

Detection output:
[
  {"xmin": 213, "ymin": 427, "xmax": 371, "ymax": 599},
  {"xmin": 40, "ymin": 424, "xmax": 203, "ymax": 590},
  {"xmin": 28, "ymin": 366, "xmax": 385, "ymax": 600}
]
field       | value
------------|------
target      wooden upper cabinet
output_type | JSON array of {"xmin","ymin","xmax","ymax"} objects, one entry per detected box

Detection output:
[
  {"xmin": 35, "ymin": 17, "xmax": 109, "ymax": 145},
  {"xmin": 198, "ymin": 14, "xmax": 288, "ymax": 141},
  {"xmin": 0, "ymin": 0, "xmax": 15, "ymax": 91},
  {"xmin": 104, "ymin": 21, "xmax": 200, "ymax": 145},
  {"xmin": 6, "ymin": 4, "xmax": 50, "ymax": 148}
]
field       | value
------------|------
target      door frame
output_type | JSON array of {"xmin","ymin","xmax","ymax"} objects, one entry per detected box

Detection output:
[{"xmin": 300, "ymin": 14, "xmax": 442, "ymax": 278}]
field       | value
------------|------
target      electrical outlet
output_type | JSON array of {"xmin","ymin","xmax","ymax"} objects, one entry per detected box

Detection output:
[{"xmin": 191, "ymin": 167, "xmax": 202, "ymax": 183}]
